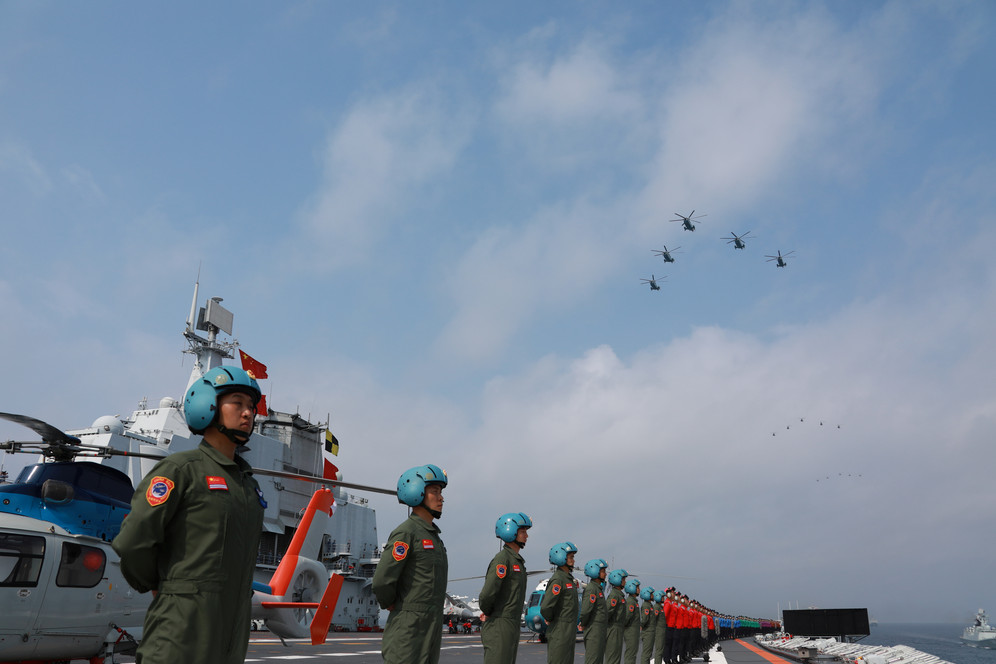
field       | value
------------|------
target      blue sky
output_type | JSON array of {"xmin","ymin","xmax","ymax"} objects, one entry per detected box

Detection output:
[{"xmin": 1, "ymin": 1, "xmax": 995, "ymax": 623}]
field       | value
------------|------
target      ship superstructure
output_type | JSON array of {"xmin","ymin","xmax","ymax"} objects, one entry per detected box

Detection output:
[{"xmin": 4, "ymin": 285, "xmax": 381, "ymax": 632}]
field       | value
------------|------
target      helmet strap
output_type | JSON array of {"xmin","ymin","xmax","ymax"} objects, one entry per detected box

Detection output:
[{"xmin": 214, "ymin": 422, "xmax": 252, "ymax": 446}]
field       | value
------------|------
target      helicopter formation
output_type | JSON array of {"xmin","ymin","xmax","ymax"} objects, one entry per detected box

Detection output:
[{"xmin": 641, "ymin": 210, "xmax": 796, "ymax": 290}]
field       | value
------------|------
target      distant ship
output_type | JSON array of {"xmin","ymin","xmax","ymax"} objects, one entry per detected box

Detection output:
[{"xmin": 961, "ymin": 609, "xmax": 996, "ymax": 648}]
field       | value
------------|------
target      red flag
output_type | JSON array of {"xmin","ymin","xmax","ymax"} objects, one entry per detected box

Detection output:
[
  {"xmin": 324, "ymin": 459, "xmax": 340, "ymax": 481},
  {"xmin": 239, "ymin": 350, "xmax": 268, "ymax": 380},
  {"xmin": 256, "ymin": 394, "xmax": 268, "ymax": 417}
]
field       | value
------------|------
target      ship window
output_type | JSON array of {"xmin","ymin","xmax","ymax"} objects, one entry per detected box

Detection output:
[
  {"xmin": 0, "ymin": 533, "xmax": 45, "ymax": 587},
  {"xmin": 56, "ymin": 542, "xmax": 106, "ymax": 588}
]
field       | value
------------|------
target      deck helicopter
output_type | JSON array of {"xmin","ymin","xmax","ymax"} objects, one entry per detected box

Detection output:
[
  {"xmin": 765, "ymin": 250, "xmax": 795, "ymax": 267},
  {"xmin": 651, "ymin": 245, "xmax": 680, "ymax": 263},
  {"xmin": 671, "ymin": 211, "xmax": 705, "ymax": 232},
  {"xmin": 722, "ymin": 231, "xmax": 753, "ymax": 249},
  {"xmin": 0, "ymin": 285, "xmax": 395, "ymax": 663},
  {"xmin": 640, "ymin": 275, "xmax": 665, "ymax": 291}
]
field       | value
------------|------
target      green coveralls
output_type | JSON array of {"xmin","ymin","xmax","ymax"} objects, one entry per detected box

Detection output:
[
  {"xmin": 579, "ymin": 579, "xmax": 607, "ymax": 664},
  {"xmin": 653, "ymin": 602, "xmax": 667, "ymax": 664},
  {"xmin": 112, "ymin": 442, "xmax": 264, "ymax": 664},
  {"xmin": 623, "ymin": 595, "xmax": 640, "ymax": 664},
  {"xmin": 639, "ymin": 600, "xmax": 656, "ymax": 664},
  {"xmin": 540, "ymin": 568, "xmax": 579, "ymax": 664},
  {"xmin": 479, "ymin": 544, "xmax": 527, "ymax": 664},
  {"xmin": 605, "ymin": 587, "xmax": 626, "ymax": 664},
  {"xmin": 373, "ymin": 514, "xmax": 448, "ymax": 664}
]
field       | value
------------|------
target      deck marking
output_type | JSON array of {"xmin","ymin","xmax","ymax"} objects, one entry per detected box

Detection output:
[{"xmin": 736, "ymin": 639, "xmax": 795, "ymax": 664}]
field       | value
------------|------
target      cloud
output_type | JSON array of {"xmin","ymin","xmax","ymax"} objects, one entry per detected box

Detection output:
[
  {"xmin": 297, "ymin": 88, "xmax": 472, "ymax": 269},
  {"xmin": 0, "ymin": 142, "xmax": 53, "ymax": 196}
]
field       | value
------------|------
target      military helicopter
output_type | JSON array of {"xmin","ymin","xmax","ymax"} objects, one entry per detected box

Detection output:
[
  {"xmin": 651, "ymin": 245, "xmax": 680, "ymax": 263},
  {"xmin": 722, "ymin": 231, "xmax": 753, "ymax": 249},
  {"xmin": 0, "ymin": 411, "xmax": 395, "ymax": 662},
  {"xmin": 640, "ymin": 275, "xmax": 665, "ymax": 291},
  {"xmin": 523, "ymin": 575, "xmax": 585, "ymax": 642},
  {"xmin": 765, "ymin": 250, "xmax": 795, "ymax": 267},
  {"xmin": 670, "ymin": 210, "xmax": 705, "ymax": 232},
  {"xmin": 0, "ymin": 284, "xmax": 396, "ymax": 662}
]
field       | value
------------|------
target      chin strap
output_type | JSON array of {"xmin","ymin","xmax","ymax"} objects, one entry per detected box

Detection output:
[
  {"xmin": 427, "ymin": 507, "xmax": 442, "ymax": 519},
  {"xmin": 214, "ymin": 422, "xmax": 252, "ymax": 446}
]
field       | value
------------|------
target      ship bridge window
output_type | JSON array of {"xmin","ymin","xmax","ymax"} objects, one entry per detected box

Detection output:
[
  {"xmin": 56, "ymin": 542, "xmax": 106, "ymax": 588},
  {"xmin": 0, "ymin": 533, "xmax": 45, "ymax": 587}
]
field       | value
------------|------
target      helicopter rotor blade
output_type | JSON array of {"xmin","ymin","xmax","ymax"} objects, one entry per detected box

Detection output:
[
  {"xmin": 251, "ymin": 467, "xmax": 396, "ymax": 496},
  {"xmin": 0, "ymin": 412, "xmax": 83, "ymax": 462}
]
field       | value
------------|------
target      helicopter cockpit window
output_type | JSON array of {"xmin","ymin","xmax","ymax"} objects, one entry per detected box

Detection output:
[
  {"xmin": 0, "ymin": 533, "xmax": 46, "ymax": 587},
  {"xmin": 529, "ymin": 593, "xmax": 541, "ymax": 607},
  {"xmin": 56, "ymin": 542, "xmax": 106, "ymax": 588}
]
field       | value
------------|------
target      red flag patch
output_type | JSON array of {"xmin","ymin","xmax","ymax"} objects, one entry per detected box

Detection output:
[
  {"xmin": 422, "ymin": 539, "xmax": 434, "ymax": 550},
  {"xmin": 206, "ymin": 476, "xmax": 228, "ymax": 491},
  {"xmin": 512, "ymin": 565, "xmax": 521, "ymax": 572}
]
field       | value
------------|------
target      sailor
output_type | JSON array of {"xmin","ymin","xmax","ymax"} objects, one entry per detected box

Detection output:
[
  {"xmin": 479, "ymin": 512, "xmax": 532, "ymax": 664},
  {"xmin": 652, "ymin": 590, "xmax": 667, "ymax": 664},
  {"xmin": 112, "ymin": 365, "xmax": 266, "ymax": 664},
  {"xmin": 622, "ymin": 578, "xmax": 641, "ymax": 664},
  {"xmin": 579, "ymin": 558, "xmax": 609, "ymax": 664},
  {"xmin": 605, "ymin": 569, "xmax": 628, "ymax": 664},
  {"xmin": 540, "ymin": 541, "xmax": 580, "ymax": 664},
  {"xmin": 664, "ymin": 588, "xmax": 679, "ymax": 664},
  {"xmin": 372, "ymin": 464, "xmax": 449, "ymax": 664},
  {"xmin": 638, "ymin": 586, "xmax": 656, "ymax": 664}
]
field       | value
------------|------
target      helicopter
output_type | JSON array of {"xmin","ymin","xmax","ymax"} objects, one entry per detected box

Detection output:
[
  {"xmin": 765, "ymin": 250, "xmax": 795, "ymax": 267},
  {"xmin": 651, "ymin": 245, "xmax": 680, "ymax": 263},
  {"xmin": 722, "ymin": 231, "xmax": 753, "ymax": 249},
  {"xmin": 640, "ymin": 275, "xmax": 665, "ymax": 291},
  {"xmin": 670, "ymin": 210, "xmax": 705, "ymax": 232},
  {"xmin": 523, "ymin": 575, "xmax": 585, "ymax": 642},
  {"xmin": 0, "ymin": 411, "xmax": 387, "ymax": 661}
]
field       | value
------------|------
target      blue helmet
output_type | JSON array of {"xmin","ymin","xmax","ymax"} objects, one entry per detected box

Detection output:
[
  {"xmin": 495, "ymin": 512, "xmax": 532, "ymax": 543},
  {"xmin": 624, "ymin": 578, "xmax": 641, "ymax": 595},
  {"xmin": 653, "ymin": 590, "xmax": 665, "ymax": 603},
  {"xmin": 640, "ymin": 586, "xmax": 656, "ymax": 601},
  {"xmin": 396, "ymin": 464, "xmax": 448, "ymax": 507},
  {"xmin": 608, "ymin": 568, "xmax": 628, "ymax": 588},
  {"xmin": 548, "ymin": 541, "xmax": 578, "ymax": 567},
  {"xmin": 184, "ymin": 365, "xmax": 261, "ymax": 434},
  {"xmin": 584, "ymin": 558, "xmax": 608, "ymax": 579}
]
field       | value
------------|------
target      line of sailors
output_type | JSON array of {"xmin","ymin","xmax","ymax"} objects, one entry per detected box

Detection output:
[{"xmin": 541, "ymin": 543, "xmax": 776, "ymax": 664}]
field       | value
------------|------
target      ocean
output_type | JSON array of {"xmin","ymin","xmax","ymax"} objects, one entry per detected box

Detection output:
[{"xmin": 863, "ymin": 623, "xmax": 991, "ymax": 664}]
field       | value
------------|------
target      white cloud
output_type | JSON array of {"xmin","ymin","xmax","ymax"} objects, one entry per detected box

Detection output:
[{"xmin": 298, "ymin": 88, "xmax": 472, "ymax": 268}]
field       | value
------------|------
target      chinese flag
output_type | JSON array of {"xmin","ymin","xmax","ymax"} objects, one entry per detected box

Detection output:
[
  {"xmin": 239, "ymin": 350, "xmax": 268, "ymax": 380},
  {"xmin": 256, "ymin": 394, "xmax": 268, "ymax": 417}
]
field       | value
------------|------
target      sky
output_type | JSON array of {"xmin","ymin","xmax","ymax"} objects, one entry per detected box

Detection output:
[{"xmin": 1, "ymin": 0, "xmax": 994, "ymax": 624}]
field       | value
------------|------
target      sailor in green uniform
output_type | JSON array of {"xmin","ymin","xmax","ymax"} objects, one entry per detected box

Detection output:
[
  {"xmin": 605, "ymin": 569, "xmax": 628, "ymax": 664},
  {"xmin": 480, "ymin": 512, "xmax": 532, "ymax": 664},
  {"xmin": 373, "ymin": 464, "xmax": 449, "ymax": 664},
  {"xmin": 622, "ymin": 578, "xmax": 641, "ymax": 664},
  {"xmin": 113, "ymin": 365, "xmax": 266, "ymax": 664},
  {"xmin": 638, "ymin": 586, "xmax": 656, "ymax": 664},
  {"xmin": 540, "ymin": 541, "xmax": 579, "ymax": 664},
  {"xmin": 579, "ymin": 558, "xmax": 608, "ymax": 664},
  {"xmin": 652, "ymin": 589, "xmax": 668, "ymax": 664}
]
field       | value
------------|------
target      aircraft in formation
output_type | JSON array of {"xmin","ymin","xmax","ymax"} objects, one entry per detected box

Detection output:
[
  {"xmin": 640, "ymin": 274, "xmax": 664, "ymax": 291},
  {"xmin": 643, "ymin": 210, "xmax": 796, "ymax": 289},
  {"xmin": 0, "ymin": 410, "xmax": 392, "ymax": 663}
]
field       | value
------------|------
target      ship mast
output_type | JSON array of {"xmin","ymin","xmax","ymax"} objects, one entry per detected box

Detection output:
[{"xmin": 183, "ymin": 280, "xmax": 238, "ymax": 391}]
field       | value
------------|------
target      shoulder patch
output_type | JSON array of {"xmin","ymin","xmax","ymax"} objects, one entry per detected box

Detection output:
[
  {"xmin": 496, "ymin": 564, "xmax": 507, "ymax": 578},
  {"xmin": 590, "ymin": 593, "xmax": 597, "ymax": 603},
  {"xmin": 629, "ymin": 604, "xmax": 636, "ymax": 612},
  {"xmin": 551, "ymin": 584, "xmax": 561, "ymax": 596},
  {"xmin": 392, "ymin": 541, "xmax": 409, "ymax": 561},
  {"xmin": 610, "ymin": 598, "xmax": 618, "ymax": 606},
  {"xmin": 644, "ymin": 608, "xmax": 650, "ymax": 614},
  {"xmin": 146, "ymin": 476, "xmax": 175, "ymax": 506}
]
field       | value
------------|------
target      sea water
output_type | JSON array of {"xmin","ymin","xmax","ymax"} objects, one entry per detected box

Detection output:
[{"xmin": 862, "ymin": 623, "xmax": 990, "ymax": 664}]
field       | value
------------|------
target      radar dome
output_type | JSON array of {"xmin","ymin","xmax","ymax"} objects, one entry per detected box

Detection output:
[{"xmin": 92, "ymin": 415, "xmax": 125, "ymax": 435}]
